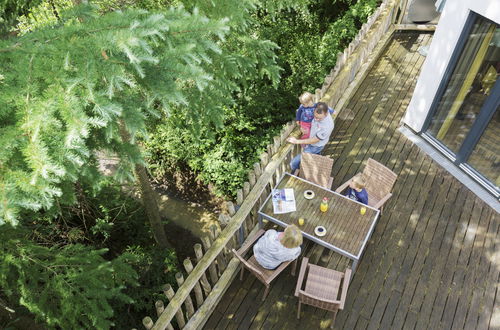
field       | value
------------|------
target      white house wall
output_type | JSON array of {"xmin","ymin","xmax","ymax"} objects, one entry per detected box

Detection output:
[{"xmin": 403, "ymin": 0, "xmax": 500, "ymax": 132}]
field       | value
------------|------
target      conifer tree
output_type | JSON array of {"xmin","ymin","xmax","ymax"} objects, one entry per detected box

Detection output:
[
  {"xmin": 0, "ymin": 225, "xmax": 138, "ymax": 328},
  {"xmin": 0, "ymin": 3, "xmax": 268, "ymax": 247}
]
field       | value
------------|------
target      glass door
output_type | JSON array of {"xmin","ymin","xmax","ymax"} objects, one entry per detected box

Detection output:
[
  {"xmin": 423, "ymin": 13, "xmax": 500, "ymax": 195},
  {"xmin": 465, "ymin": 104, "xmax": 500, "ymax": 187}
]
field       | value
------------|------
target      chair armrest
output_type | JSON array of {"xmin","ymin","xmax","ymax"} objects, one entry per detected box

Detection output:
[
  {"xmin": 335, "ymin": 176, "xmax": 355, "ymax": 193},
  {"xmin": 339, "ymin": 268, "xmax": 352, "ymax": 310},
  {"xmin": 237, "ymin": 229, "xmax": 266, "ymax": 255},
  {"xmin": 327, "ymin": 177, "xmax": 333, "ymax": 190},
  {"xmin": 232, "ymin": 249, "xmax": 264, "ymax": 278},
  {"xmin": 373, "ymin": 193, "xmax": 393, "ymax": 210},
  {"xmin": 294, "ymin": 257, "xmax": 309, "ymax": 297},
  {"xmin": 298, "ymin": 290, "xmax": 341, "ymax": 306}
]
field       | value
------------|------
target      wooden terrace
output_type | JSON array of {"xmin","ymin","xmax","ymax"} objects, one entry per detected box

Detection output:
[{"xmin": 204, "ymin": 32, "xmax": 499, "ymax": 329}]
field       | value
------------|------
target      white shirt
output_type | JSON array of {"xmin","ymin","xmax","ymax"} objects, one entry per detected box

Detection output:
[
  {"xmin": 253, "ymin": 230, "xmax": 301, "ymax": 269},
  {"xmin": 310, "ymin": 115, "xmax": 334, "ymax": 147}
]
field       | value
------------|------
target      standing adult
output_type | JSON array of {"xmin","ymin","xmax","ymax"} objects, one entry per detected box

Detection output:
[{"xmin": 287, "ymin": 102, "xmax": 334, "ymax": 172}]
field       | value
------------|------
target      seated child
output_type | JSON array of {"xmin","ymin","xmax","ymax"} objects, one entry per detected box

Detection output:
[
  {"xmin": 296, "ymin": 92, "xmax": 335, "ymax": 139},
  {"xmin": 345, "ymin": 175, "xmax": 369, "ymax": 205},
  {"xmin": 253, "ymin": 225, "xmax": 303, "ymax": 270}
]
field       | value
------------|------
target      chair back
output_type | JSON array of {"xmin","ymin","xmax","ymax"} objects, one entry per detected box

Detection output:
[
  {"xmin": 294, "ymin": 258, "xmax": 351, "ymax": 316},
  {"xmin": 298, "ymin": 291, "xmax": 341, "ymax": 312},
  {"xmin": 362, "ymin": 158, "xmax": 397, "ymax": 205},
  {"xmin": 299, "ymin": 153, "xmax": 334, "ymax": 188}
]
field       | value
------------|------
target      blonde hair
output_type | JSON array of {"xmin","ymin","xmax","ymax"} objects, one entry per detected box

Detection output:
[
  {"xmin": 299, "ymin": 92, "xmax": 314, "ymax": 106},
  {"xmin": 280, "ymin": 225, "xmax": 303, "ymax": 249},
  {"xmin": 352, "ymin": 175, "xmax": 366, "ymax": 190}
]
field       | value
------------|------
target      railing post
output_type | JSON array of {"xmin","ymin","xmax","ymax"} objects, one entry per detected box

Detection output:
[
  {"xmin": 175, "ymin": 272, "xmax": 195, "ymax": 318},
  {"xmin": 236, "ymin": 189, "xmax": 244, "ymax": 207},
  {"xmin": 155, "ymin": 301, "xmax": 164, "ymax": 317},
  {"xmin": 273, "ymin": 136, "xmax": 281, "ymax": 154},
  {"xmin": 248, "ymin": 170, "xmax": 256, "ymax": 187},
  {"xmin": 243, "ymin": 182, "xmax": 250, "ymax": 198},
  {"xmin": 163, "ymin": 284, "xmax": 186, "ymax": 328},
  {"xmin": 193, "ymin": 243, "xmax": 212, "ymax": 297},
  {"xmin": 210, "ymin": 224, "xmax": 227, "ymax": 273},
  {"xmin": 226, "ymin": 201, "xmax": 236, "ymax": 217},
  {"xmin": 201, "ymin": 236, "xmax": 219, "ymax": 285},
  {"xmin": 218, "ymin": 213, "xmax": 230, "ymax": 226},
  {"xmin": 143, "ymin": 316, "xmax": 154, "ymax": 330}
]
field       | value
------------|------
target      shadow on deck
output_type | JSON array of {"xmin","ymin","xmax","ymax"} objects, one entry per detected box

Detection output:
[{"xmin": 205, "ymin": 32, "xmax": 499, "ymax": 330}]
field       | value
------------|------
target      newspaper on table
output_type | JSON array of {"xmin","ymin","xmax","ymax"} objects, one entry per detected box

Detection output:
[{"xmin": 272, "ymin": 188, "xmax": 296, "ymax": 214}]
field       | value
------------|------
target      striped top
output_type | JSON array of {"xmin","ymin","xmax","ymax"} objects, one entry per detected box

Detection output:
[{"xmin": 253, "ymin": 230, "xmax": 301, "ymax": 269}]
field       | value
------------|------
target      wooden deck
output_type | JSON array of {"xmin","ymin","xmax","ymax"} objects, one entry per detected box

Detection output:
[{"xmin": 205, "ymin": 32, "xmax": 499, "ymax": 330}]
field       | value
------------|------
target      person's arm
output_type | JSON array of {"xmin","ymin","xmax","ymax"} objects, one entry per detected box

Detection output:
[
  {"xmin": 280, "ymin": 246, "xmax": 301, "ymax": 262},
  {"xmin": 287, "ymin": 136, "xmax": 320, "ymax": 145},
  {"xmin": 361, "ymin": 190, "xmax": 369, "ymax": 205},
  {"xmin": 296, "ymin": 105, "xmax": 303, "ymax": 123}
]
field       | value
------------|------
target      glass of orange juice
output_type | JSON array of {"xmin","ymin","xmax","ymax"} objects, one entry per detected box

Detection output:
[
  {"xmin": 360, "ymin": 206, "xmax": 367, "ymax": 215},
  {"xmin": 298, "ymin": 218, "xmax": 305, "ymax": 226}
]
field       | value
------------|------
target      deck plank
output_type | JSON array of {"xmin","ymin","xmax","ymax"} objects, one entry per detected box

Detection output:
[{"xmin": 204, "ymin": 31, "xmax": 499, "ymax": 330}]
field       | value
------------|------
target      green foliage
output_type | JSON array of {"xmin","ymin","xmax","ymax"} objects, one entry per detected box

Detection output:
[
  {"xmin": 146, "ymin": 0, "xmax": 379, "ymax": 197},
  {"xmin": 0, "ymin": 0, "xmax": 43, "ymax": 34},
  {"xmin": 0, "ymin": 225, "xmax": 138, "ymax": 329},
  {"xmin": 146, "ymin": 104, "xmax": 280, "ymax": 196},
  {"xmin": 14, "ymin": 0, "xmax": 74, "ymax": 35},
  {"xmin": 116, "ymin": 245, "xmax": 177, "ymax": 327},
  {"xmin": 11, "ymin": 0, "xmax": 179, "ymax": 35},
  {"xmin": 319, "ymin": 0, "xmax": 379, "ymax": 70},
  {"xmin": 0, "ymin": 1, "xmax": 284, "ymax": 224},
  {"xmin": 9, "ymin": 180, "xmax": 179, "ymax": 328}
]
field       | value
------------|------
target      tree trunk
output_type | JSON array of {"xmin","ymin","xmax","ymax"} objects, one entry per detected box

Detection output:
[
  {"xmin": 135, "ymin": 163, "xmax": 173, "ymax": 249},
  {"xmin": 118, "ymin": 122, "xmax": 172, "ymax": 249}
]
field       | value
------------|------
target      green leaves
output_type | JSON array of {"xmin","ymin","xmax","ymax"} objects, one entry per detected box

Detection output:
[
  {"xmin": 0, "ymin": 225, "xmax": 138, "ymax": 329},
  {"xmin": 145, "ymin": 0, "xmax": 378, "ymax": 199},
  {"xmin": 0, "ymin": 3, "xmax": 238, "ymax": 224}
]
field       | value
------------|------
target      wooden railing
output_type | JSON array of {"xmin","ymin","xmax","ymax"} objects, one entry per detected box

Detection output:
[{"xmin": 139, "ymin": 0, "xmax": 419, "ymax": 329}]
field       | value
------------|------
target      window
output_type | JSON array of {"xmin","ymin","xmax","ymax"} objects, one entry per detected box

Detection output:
[{"xmin": 424, "ymin": 13, "xmax": 499, "ymax": 194}]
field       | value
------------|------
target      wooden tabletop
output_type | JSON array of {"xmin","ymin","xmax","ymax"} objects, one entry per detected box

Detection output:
[{"xmin": 258, "ymin": 173, "xmax": 379, "ymax": 260}]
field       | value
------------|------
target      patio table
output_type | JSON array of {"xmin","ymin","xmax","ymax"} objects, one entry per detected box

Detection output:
[{"xmin": 258, "ymin": 173, "xmax": 380, "ymax": 274}]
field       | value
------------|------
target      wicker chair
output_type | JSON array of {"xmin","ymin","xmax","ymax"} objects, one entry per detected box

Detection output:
[
  {"xmin": 294, "ymin": 257, "xmax": 351, "ymax": 327},
  {"xmin": 232, "ymin": 229, "xmax": 297, "ymax": 301},
  {"xmin": 335, "ymin": 158, "xmax": 397, "ymax": 212},
  {"xmin": 294, "ymin": 152, "xmax": 334, "ymax": 189}
]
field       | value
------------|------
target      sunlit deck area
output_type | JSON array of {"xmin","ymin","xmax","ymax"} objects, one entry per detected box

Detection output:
[{"xmin": 205, "ymin": 31, "xmax": 499, "ymax": 329}]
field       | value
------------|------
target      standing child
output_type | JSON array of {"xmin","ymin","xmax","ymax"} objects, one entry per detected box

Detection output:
[
  {"xmin": 295, "ymin": 92, "xmax": 316, "ymax": 139},
  {"xmin": 295, "ymin": 92, "xmax": 335, "ymax": 140},
  {"xmin": 345, "ymin": 175, "xmax": 369, "ymax": 205}
]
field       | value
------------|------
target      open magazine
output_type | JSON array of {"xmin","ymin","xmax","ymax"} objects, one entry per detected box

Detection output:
[{"xmin": 272, "ymin": 188, "xmax": 296, "ymax": 214}]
